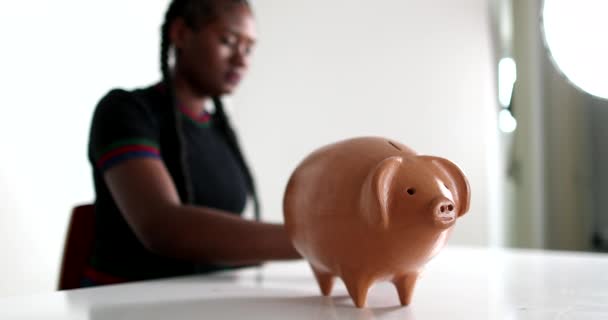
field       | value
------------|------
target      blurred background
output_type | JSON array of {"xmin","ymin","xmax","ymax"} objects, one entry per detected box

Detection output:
[{"xmin": 0, "ymin": 0, "xmax": 605, "ymax": 297}]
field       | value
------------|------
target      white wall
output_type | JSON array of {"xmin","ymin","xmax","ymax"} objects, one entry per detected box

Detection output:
[
  {"xmin": 0, "ymin": 0, "xmax": 168, "ymax": 297},
  {"xmin": 0, "ymin": 0, "xmax": 497, "ymax": 297},
  {"xmin": 234, "ymin": 0, "xmax": 497, "ymax": 241}
]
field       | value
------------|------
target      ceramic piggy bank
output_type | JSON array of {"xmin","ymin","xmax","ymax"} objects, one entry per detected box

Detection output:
[{"xmin": 283, "ymin": 137, "xmax": 470, "ymax": 308}]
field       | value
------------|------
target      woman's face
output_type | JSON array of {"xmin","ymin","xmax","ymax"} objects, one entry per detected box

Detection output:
[{"xmin": 173, "ymin": 4, "xmax": 256, "ymax": 96}]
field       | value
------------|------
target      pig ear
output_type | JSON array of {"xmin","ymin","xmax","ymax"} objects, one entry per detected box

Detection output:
[
  {"xmin": 420, "ymin": 156, "xmax": 471, "ymax": 216},
  {"xmin": 361, "ymin": 156, "xmax": 403, "ymax": 228}
]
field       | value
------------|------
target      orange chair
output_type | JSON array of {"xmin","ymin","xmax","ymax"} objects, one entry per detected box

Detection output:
[{"xmin": 58, "ymin": 204, "xmax": 95, "ymax": 290}]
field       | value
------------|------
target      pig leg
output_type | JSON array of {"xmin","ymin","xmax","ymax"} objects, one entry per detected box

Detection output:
[
  {"xmin": 342, "ymin": 272, "xmax": 374, "ymax": 308},
  {"xmin": 310, "ymin": 264, "xmax": 335, "ymax": 296},
  {"xmin": 392, "ymin": 272, "xmax": 419, "ymax": 306}
]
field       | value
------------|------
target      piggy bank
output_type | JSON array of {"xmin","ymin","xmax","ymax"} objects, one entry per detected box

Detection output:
[{"xmin": 283, "ymin": 137, "xmax": 470, "ymax": 308}]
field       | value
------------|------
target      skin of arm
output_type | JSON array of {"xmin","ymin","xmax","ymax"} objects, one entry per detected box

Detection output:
[{"xmin": 104, "ymin": 158, "xmax": 301, "ymax": 266}]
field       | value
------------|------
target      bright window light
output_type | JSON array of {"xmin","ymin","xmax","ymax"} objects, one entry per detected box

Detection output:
[
  {"xmin": 498, "ymin": 57, "xmax": 517, "ymax": 107},
  {"xmin": 498, "ymin": 109, "xmax": 517, "ymax": 133},
  {"xmin": 542, "ymin": 1, "xmax": 608, "ymax": 100}
]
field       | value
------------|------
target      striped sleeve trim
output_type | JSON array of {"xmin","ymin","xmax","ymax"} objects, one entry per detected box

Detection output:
[{"xmin": 96, "ymin": 139, "xmax": 161, "ymax": 171}]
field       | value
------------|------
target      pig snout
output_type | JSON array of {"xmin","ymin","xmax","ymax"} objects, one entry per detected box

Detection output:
[{"xmin": 431, "ymin": 197, "xmax": 457, "ymax": 228}]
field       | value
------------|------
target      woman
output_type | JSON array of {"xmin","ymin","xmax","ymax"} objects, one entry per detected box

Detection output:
[{"xmin": 85, "ymin": 0, "xmax": 300, "ymax": 286}]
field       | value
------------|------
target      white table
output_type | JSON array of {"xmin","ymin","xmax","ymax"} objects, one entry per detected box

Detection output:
[{"xmin": 1, "ymin": 246, "xmax": 607, "ymax": 319}]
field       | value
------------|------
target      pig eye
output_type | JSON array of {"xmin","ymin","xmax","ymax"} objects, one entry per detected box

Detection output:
[
  {"xmin": 444, "ymin": 183, "xmax": 449, "ymax": 190},
  {"xmin": 406, "ymin": 188, "xmax": 416, "ymax": 195}
]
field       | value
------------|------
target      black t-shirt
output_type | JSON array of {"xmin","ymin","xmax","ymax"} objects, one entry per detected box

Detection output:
[{"xmin": 88, "ymin": 83, "xmax": 249, "ymax": 280}]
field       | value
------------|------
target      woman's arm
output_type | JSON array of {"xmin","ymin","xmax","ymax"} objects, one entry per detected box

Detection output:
[{"xmin": 104, "ymin": 158, "xmax": 301, "ymax": 266}]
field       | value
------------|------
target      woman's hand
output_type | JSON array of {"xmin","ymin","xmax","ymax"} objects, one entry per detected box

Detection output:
[{"xmin": 104, "ymin": 158, "xmax": 300, "ymax": 266}]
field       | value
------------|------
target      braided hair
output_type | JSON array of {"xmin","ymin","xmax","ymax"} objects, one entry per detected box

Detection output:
[{"xmin": 160, "ymin": 0, "xmax": 261, "ymax": 220}]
